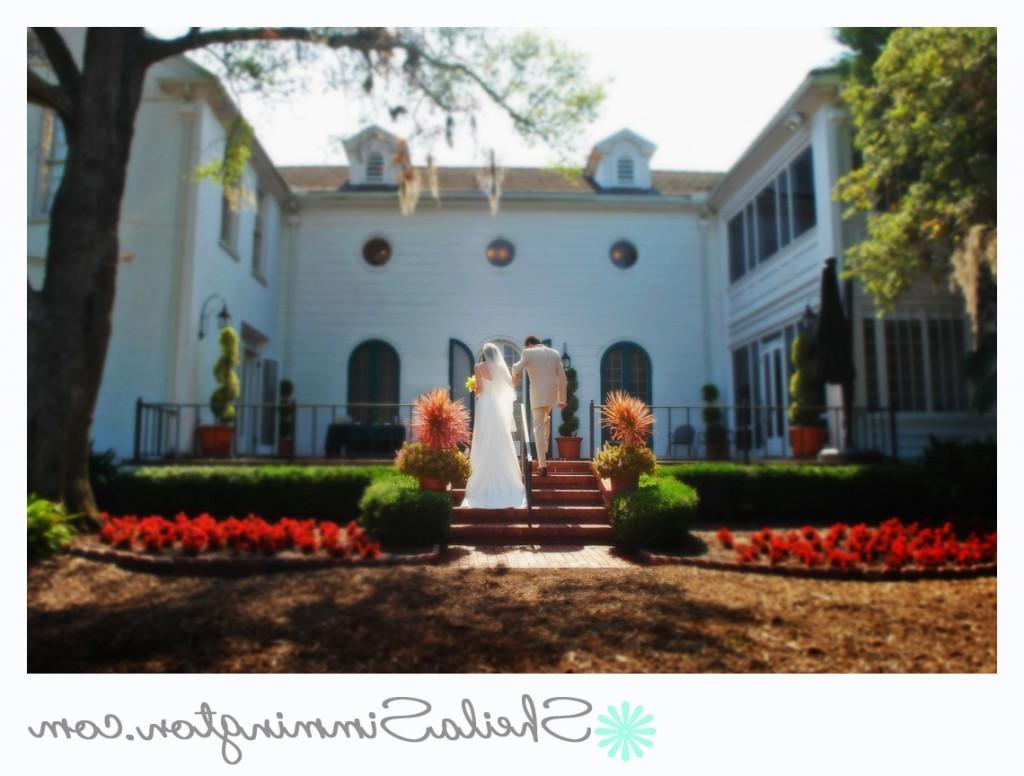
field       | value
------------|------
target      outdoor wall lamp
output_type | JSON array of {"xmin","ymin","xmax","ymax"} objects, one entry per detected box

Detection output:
[
  {"xmin": 561, "ymin": 342, "xmax": 572, "ymax": 371},
  {"xmin": 800, "ymin": 302, "xmax": 818, "ymax": 333},
  {"xmin": 785, "ymin": 111, "xmax": 805, "ymax": 131},
  {"xmin": 198, "ymin": 294, "xmax": 231, "ymax": 339}
]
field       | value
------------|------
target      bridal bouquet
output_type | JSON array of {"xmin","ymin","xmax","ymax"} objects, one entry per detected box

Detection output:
[{"xmin": 465, "ymin": 374, "xmax": 477, "ymax": 393}]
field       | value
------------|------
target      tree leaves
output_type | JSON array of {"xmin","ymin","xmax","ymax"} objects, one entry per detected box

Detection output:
[{"xmin": 834, "ymin": 28, "xmax": 996, "ymax": 335}]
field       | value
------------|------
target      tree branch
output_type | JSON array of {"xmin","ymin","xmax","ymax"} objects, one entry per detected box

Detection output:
[
  {"xmin": 31, "ymin": 28, "xmax": 80, "ymax": 102},
  {"xmin": 143, "ymin": 27, "xmax": 545, "ymax": 140},
  {"xmin": 27, "ymin": 68, "xmax": 74, "ymax": 124},
  {"xmin": 143, "ymin": 27, "xmax": 396, "ymax": 64}
]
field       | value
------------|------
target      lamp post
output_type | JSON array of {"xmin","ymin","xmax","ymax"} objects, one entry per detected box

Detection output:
[{"xmin": 198, "ymin": 294, "xmax": 231, "ymax": 339}]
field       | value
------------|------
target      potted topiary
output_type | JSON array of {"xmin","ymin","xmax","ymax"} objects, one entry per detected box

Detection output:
[
  {"xmin": 197, "ymin": 327, "xmax": 240, "ymax": 457},
  {"xmin": 788, "ymin": 333, "xmax": 827, "ymax": 458},
  {"xmin": 396, "ymin": 388, "xmax": 472, "ymax": 492},
  {"xmin": 593, "ymin": 390, "xmax": 657, "ymax": 498},
  {"xmin": 277, "ymin": 378, "xmax": 296, "ymax": 458},
  {"xmin": 702, "ymin": 383, "xmax": 729, "ymax": 460},
  {"xmin": 555, "ymin": 367, "xmax": 582, "ymax": 459}
]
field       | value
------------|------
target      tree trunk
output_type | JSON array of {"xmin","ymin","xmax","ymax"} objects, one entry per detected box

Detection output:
[{"xmin": 27, "ymin": 29, "xmax": 149, "ymax": 518}]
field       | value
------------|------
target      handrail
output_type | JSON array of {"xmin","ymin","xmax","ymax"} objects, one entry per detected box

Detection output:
[{"xmin": 518, "ymin": 402, "xmax": 533, "ymax": 527}]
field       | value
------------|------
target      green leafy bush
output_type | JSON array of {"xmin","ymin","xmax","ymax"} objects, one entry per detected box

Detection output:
[
  {"xmin": 108, "ymin": 465, "xmax": 403, "ymax": 522},
  {"xmin": 395, "ymin": 442, "xmax": 471, "ymax": 485},
  {"xmin": 920, "ymin": 436, "xmax": 996, "ymax": 520},
  {"xmin": 558, "ymin": 367, "xmax": 580, "ymax": 437},
  {"xmin": 358, "ymin": 478, "xmax": 452, "ymax": 547},
  {"xmin": 611, "ymin": 476, "xmax": 699, "ymax": 548},
  {"xmin": 788, "ymin": 334, "xmax": 824, "ymax": 426},
  {"xmin": 28, "ymin": 494, "xmax": 77, "ymax": 560},
  {"xmin": 593, "ymin": 442, "xmax": 658, "ymax": 479},
  {"xmin": 210, "ymin": 327, "xmax": 240, "ymax": 424},
  {"xmin": 661, "ymin": 462, "xmax": 941, "ymax": 525},
  {"xmin": 89, "ymin": 440, "xmax": 121, "ymax": 507}
]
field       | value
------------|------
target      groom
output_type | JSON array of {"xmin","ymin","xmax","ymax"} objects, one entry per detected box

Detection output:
[{"xmin": 511, "ymin": 336, "xmax": 567, "ymax": 476}]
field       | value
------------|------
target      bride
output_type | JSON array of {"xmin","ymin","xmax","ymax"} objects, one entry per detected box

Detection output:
[{"xmin": 460, "ymin": 342, "xmax": 528, "ymax": 509}]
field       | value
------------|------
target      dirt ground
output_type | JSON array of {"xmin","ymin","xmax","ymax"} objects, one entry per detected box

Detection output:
[{"xmin": 27, "ymin": 555, "xmax": 995, "ymax": 673}]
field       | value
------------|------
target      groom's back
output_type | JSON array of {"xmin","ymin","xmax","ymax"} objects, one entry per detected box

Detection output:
[{"xmin": 524, "ymin": 346, "xmax": 560, "ymax": 406}]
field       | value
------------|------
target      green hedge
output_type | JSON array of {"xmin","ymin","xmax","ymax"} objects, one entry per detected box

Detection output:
[
  {"xmin": 358, "ymin": 479, "xmax": 452, "ymax": 547},
  {"xmin": 611, "ymin": 475, "xmax": 699, "ymax": 548},
  {"xmin": 106, "ymin": 465, "xmax": 403, "ymax": 522},
  {"xmin": 660, "ymin": 462, "xmax": 942, "ymax": 525}
]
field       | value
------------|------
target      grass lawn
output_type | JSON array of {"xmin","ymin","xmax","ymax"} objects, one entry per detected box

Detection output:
[{"xmin": 28, "ymin": 556, "xmax": 995, "ymax": 673}]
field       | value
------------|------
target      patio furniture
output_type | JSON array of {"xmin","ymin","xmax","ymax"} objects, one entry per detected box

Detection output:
[
  {"xmin": 667, "ymin": 424, "xmax": 696, "ymax": 459},
  {"xmin": 325, "ymin": 423, "xmax": 406, "ymax": 458}
]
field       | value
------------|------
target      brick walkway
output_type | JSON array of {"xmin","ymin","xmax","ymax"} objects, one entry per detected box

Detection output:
[{"xmin": 441, "ymin": 544, "xmax": 639, "ymax": 568}]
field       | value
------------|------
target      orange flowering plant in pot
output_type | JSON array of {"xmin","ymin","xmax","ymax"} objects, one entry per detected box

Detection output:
[
  {"xmin": 396, "ymin": 388, "xmax": 472, "ymax": 492},
  {"xmin": 593, "ymin": 390, "xmax": 657, "ymax": 496}
]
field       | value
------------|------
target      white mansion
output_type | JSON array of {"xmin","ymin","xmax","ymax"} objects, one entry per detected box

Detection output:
[{"xmin": 27, "ymin": 40, "xmax": 995, "ymax": 462}]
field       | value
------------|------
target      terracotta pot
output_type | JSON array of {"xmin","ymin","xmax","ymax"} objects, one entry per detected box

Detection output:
[
  {"xmin": 789, "ymin": 426, "xmax": 828, "ymax": 459},
  {"xmin": 556, "ymin": 436, "xmax": 583, "ymax": 460},
  {"xmin": 197, "ymin": 425, "xmax": 233, "ymax": 457},
  {"xmin": 609, "ymin": 472, "xmax": 640, "ymax": 497},
  {"xmin": 277, "ymin": 438, "xmax": 294, "ymax": 458},
  {"xmin": 418, "ymin": 476, "xmax": 448, "ymax": 493}
]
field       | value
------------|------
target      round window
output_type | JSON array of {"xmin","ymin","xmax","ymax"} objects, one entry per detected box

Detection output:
[
  {"xmin": 362, "ymin": 237, "xmax": 392, "ymax": 266},
  {"xmin": 610, "ymin": 240, "xmax": 638, "ymax": 269},
  {"xmin": 486, "ymin": 238, "xmax": 515, "ymax": 267}
]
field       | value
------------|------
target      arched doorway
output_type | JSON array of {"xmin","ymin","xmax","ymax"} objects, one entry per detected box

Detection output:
[
  {"xmin": 600, "ymin": 341, "xmax": 653, "ymax": 443},
  {"xmin": 348, "ymin": 340, "xmax": 400, "ymax": 423}
]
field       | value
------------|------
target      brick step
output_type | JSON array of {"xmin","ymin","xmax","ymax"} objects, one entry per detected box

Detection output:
[
  {"xmin": 449, "ymin": 523, "xmax": 615, "ymax": 544},
  {"xmin": 451, "ymin": 488, "xmax": 603, "ymax": 506},
  {"xmin": 453, "ymin": 504, "xmax": 609, "ymax": 524},
  {"xmin": 529, "ymin": 460, "xmax": 593, "ymax": 474},
  {"xmin": 528, "ymin": 473, "xmax": 599, "ymax": 490}
]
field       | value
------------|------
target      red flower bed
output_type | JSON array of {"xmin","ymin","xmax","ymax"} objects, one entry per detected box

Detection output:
[
  {"xmin": 98, "ymin": 512, "xmax": 382, "ymax": 560},
  {"xmin": 717, "ymin": 518, "xmax": 995, "ymax": 571}
]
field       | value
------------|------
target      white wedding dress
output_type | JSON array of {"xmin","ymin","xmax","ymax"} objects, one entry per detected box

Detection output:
[{"xmin": 460, "ymin": 343, "xmax": 528, "ymax": 509}]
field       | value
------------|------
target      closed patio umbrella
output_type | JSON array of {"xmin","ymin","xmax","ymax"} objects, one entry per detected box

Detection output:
[{"xmin": 815, "ymin": 257, "xmax": 855, "ymax": 449}]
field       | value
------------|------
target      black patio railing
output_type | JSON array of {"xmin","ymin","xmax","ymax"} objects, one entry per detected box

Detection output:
[
  {"xmin": 133, "ymin": 400, "xmax": 417, "ymax": 462},
  {"xmin": 132, "ymin": 398, "xmax": 900, "ymax": 463},
  {"xmin": 587, "ymin": 402, "xmax": 900, "ymax": 461}
]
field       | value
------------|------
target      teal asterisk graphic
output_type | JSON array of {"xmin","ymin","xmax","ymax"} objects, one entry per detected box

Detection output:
[{"xmin": 595, "ymin": 702, "xmax": 656, "ymax": 762}]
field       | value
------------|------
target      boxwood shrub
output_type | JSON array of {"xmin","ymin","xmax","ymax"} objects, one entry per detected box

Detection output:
[
  {"xmin": 611, "ymin": 475, "xmax": 699, "ymax": 548},
  {"xmin": 106, "ymin": 465, "xmax": 404, "ymax": 522},
  {"xmin": 358, "ymin": 478, "xmax": 452, "ymax": 547},
  {"xmin": 660, "ymin": 462, "xmax": 939, "ymax": 525}
]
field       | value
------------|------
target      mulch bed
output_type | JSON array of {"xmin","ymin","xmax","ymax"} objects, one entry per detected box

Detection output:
[
  {"xmin": 28, "ymin": 554, "xmax": 996, "ymax": 673},
  {"xmin": 69, "ymin": 536, "xmax": 439, "ymax": 577},
  {"xmin": 639, "ymin": 530, "xmax": 997, "ymax": 581}
]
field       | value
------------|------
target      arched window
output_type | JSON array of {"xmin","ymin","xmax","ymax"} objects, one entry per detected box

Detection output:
[
  {"xmin": 366, "ymin": 151, "xmax": 384, "ymax": 183},
  {"xmin": 348, "ymin": 340, "xmax": 400, "ymax": 423},
  {"xmin": 600, "ymin": 343, "xmax": 652, "ymax": 442},
  {"xmin": 617, "ymin": 156, "xmax": 635, "ymax": 184}
]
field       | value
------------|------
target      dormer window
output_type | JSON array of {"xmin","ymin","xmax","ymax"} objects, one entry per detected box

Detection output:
[
  {"xmin": 366, "ymin": 152, "xmax": 384, "ymax": 183},
  {"xmin": 584, "ymin": 129, "xmax": 657, "ymax": 191},
  {"xmin": 617, "ymin": 156, "xmax": 635, "ymax": 185},
  {"xmin": 342, "ymin": 126, "xmax": 403, "ymax": 187}
]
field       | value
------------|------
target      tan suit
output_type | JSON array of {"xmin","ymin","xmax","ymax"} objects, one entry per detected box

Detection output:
[{"xmin": 511, "ymin": 345, "xmax": 568, "ymax": 469}]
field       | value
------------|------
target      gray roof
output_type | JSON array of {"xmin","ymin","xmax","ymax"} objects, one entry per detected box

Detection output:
[{"xmin": 279, "ymin": 165, "xmax": 725, "ymax": 197}]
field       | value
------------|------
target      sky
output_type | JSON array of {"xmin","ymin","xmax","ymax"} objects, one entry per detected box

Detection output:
[{"xmin": 196, "ymin": 27, "xmax": 849, "ymax": 174}]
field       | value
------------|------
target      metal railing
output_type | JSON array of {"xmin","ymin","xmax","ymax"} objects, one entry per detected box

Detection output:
[
  {"xmin": 133, "ymin": 399, "xmax": 416, "ymax": 461},
  {"xmin": 517, "ymin": 402, "xmax": 534, "ymax": 526},
  {"xmin": 588, "ymin": 401, "xmax": 899, "ymax": 461}
]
